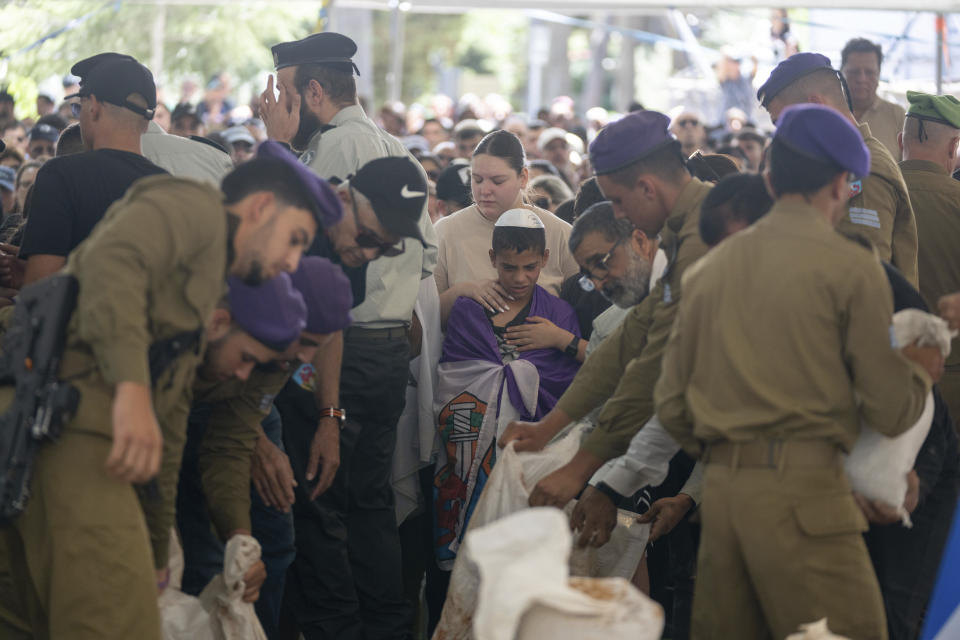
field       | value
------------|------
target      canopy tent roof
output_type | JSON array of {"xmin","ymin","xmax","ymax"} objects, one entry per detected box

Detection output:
[{"xmin": 335, "ymin": 0, "xmax": 960, "ymax": 12}]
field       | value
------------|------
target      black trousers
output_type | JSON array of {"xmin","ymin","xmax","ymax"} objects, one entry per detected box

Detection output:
[{"xmin": 277, "ymin": 332, "xmax": 411, "ymax": 640}]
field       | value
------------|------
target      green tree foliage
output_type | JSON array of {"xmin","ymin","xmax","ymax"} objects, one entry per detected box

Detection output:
[{"xmin": 0, "ymin": 1, "xmax": 317, "ymax": 115}]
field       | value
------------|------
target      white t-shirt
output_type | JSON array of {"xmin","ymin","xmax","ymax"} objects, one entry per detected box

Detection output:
[{"xmin": 433, "ymin": 204, "xmax": 579, "ymax": 296}]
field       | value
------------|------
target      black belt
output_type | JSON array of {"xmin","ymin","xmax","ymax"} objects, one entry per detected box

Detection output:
[{"xmin": 344, "ymin": 326, "xmax": 407, "ymax": 341}]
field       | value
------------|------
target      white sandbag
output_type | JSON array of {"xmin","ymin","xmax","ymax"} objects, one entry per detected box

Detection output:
[
  {"xmin": 468, "ymin": 508, "xmax": 663, "ymax": 640},
  {"xmin": 844, "ymin": 309, "xmax": 950, "ymax": 526},
  {"xmin": 159, "ymin": 531, "xmax": 217, "ymax": 640},
  {"xmin": 784, "ymin": 618, "xmax": 851, "ymax": 640},
  {"xmin": 198, "ymin": 535, "xmax": 268, "ymax": 640},
  {"xmin": 432, "ymin": 434, "xmax": 649, "ymax": 639}
]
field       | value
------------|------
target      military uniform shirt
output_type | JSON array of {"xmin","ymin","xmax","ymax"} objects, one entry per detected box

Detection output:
[
  {"xmin": 303, "ymin": 105, "xmax": 438, "ymax": 328},
  {"xmin": 59, "ymin": 175, "xmax": 230, "ymax": 567},
  {"xmin": 838, "ymin": 122, "xmax": 918, "ymax": 286},
  {"xmin": 901, "ymin": 159, "xmax": 960, "ymax": 373},
  {"xmin": 192, "ymin": 366, "xmax": 293, "ymax": 539},
  {"xmin": 654, "ymin": 200, "xmax": 931, "ymax": 456},
  {"xmin": 554, "ymin": 178, "xmax": 712, "ymax": 462},
  {"xmin": 859, "ymin": 96, "xmax": 907, "ymax": 161}
]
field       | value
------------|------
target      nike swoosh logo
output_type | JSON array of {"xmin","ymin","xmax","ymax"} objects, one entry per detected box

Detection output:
[{"xmin": 401, "ymin": 185, "xmax": 425, "ymax": 199}]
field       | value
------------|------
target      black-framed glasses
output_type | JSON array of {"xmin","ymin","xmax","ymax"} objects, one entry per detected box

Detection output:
[
  {"xmin": 578, "ymin": 236, "xmax": 624, "ymax": 292},
  {"xmin": 350, "ymin": 186, "xmax": 405, "ymax": 258}
]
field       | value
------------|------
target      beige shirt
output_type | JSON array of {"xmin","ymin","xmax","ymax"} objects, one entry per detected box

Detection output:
[
  {"xmin": 432, "ymin": 204, "xmax": 579, "ymax": 296},
  {"xmin": 859, "ymin": 97, "xmax": 906, "ymax": 161}
]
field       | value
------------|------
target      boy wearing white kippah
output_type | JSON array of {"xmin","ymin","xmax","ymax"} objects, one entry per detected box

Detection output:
[{"xmin": 431, "ymin": 209, "xmax": 582, "ymax": 568}]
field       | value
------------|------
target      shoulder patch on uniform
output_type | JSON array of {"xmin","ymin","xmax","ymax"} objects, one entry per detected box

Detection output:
[
  {"xmin": 848, "ymin": 207, "xmax": 881, "ymax": 229},
  {"xmin": 848, "ymin": 179, "xmax": 862, "ymax": 197},
  {"xmin": 258, "ymin": 393, "xmax": 276, "ymax": 411}
]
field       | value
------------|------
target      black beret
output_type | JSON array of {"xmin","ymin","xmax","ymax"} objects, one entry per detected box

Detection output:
[{"xmin": 272, "ymin": 33, "xmax": 360, "ymax": 76}]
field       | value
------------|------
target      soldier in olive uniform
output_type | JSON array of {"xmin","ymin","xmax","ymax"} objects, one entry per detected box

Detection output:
[
  {"xmin": 0, "ymin": 141, "xmax": 341, "ymax": 640},
  {"xmin": 500, "ymin": 111, "xmax": 712, "ymax": 509},
  {"xmin": 899, "ymin": 91, "xmax": 960, "ymax": 425},
  {"xmin": 757, "ymin": 52, "xmax": 919, "ymax": 286},
  {"xmin": 177, "ymin": 257, "xmax": 353, "ymax": 636},
  {"xmin": 654, "ymin": 104, "xmax": 934, "ymax": 640}
]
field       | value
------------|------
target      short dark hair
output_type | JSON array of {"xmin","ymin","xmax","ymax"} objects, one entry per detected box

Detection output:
[
  {"xmin": 569, "ymin": 202, "xmax": 633, "ymax": 254},
  {"xmin": 36, "ymin": 113, "xmax": 67, "ymax": 132},
  {"xmin": 294, "ymin": 63, "xmax": 357, "ymax": 106},
  {"xmin": 768, "ymin": 137, "xmax": 844, "ymax": 197},
  {"xmin": 686, "ymin": 152, "xmax": 741, "ymax": 183},
  {"xmin": 841, "ymin": 38, "xmax": 883, "ymax": 69},
  {"xmin": 699, "ymin": 173, "xmax": 774, "ymax": 247},
  {"xmin": 572, "ymin": 177, "xmax": 606, "ymax": 218},
  {"xmin": 554, "ymin": 198, "xmax": 575, "ymax": 224},
  {"xmin": 604, "ymin": 140, "xmax": 689, "ymax": 187},
  {"xmin": 474, "ymin": 129, "xmax": 525, "ymax": 174},
  {"xmin": 222, "ymin": 157, "xmax": 318, "ymax": 215},
  {"xmin": 492, "ymin": 226, "xmax": 546, "ymax": 255}
]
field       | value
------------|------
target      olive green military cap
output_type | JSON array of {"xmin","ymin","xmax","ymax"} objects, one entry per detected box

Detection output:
[{"xmin": 906, "ymin": 91, "xmax": 960, "ymax": 129}]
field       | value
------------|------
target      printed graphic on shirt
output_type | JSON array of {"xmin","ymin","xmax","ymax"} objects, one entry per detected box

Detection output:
[
  {"xmin": 849, "ymin": 207, "xmax": 881, "ymax": 229},
  {"xmin": 292, "ymin": 363, "xmax": 317, "ymax": 392}
]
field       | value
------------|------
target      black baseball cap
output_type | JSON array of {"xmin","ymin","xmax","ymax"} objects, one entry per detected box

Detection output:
[
  {"xmin": 435, "ymin": 161, "xmax": 472, "ymax": 208},
  {"xmin": 348, "ymin": 156, "xmax": 427, "ymax": 245},
  {"xmin": 66, "ymin": 52, "xmax": 156, "ymax": 120}
]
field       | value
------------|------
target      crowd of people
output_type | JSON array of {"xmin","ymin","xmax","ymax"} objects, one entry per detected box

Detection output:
[{"xmin": 0, "ymin": 21, "xmax": 956, "ymax": 640}]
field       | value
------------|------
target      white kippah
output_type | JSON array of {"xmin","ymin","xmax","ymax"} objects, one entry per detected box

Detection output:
[{"xmin": 495, "ymin": 208, "xmax": 544, "ymax": 229}]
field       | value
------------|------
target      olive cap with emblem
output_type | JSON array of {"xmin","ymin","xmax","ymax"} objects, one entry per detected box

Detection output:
[
  {"xmin": 256, "ymin": 140, "xmax": 343, "ymax": 228},
  {"xmin": 589, "ymin": 110, "xmax": 676, "ymax": 176},
  {"xmin": 65, "ymin": 52, "xmax": 157, "ymax": 120},
  {"xmin": 271, "ymin": 32, "xmax": 360, "ymax": 76},
  {"xmin": 906, "ymin": 91, "xmax": 960, "ymax": 129},
  {"xmin": 774, "ymin": 103, "xmax": 870, "ymax": 179},
  {"xmin": 227, "ymin": 272, "xmax": 307, "ymax": 352},
  {"xmin": 756, "ymin": 52, "xmax": 834, "ymax": 108},
  {"xmin": 347, "ymin": 156, "xmax": 427, "ymax": 245}
]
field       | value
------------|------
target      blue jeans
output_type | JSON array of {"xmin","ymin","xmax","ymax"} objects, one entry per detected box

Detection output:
[{"xmin": 176, "ymin": 404, "xmax": 296, "ymax": 639}]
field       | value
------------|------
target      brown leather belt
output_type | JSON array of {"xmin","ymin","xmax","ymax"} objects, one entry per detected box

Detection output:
[{"xmin": 703, "ymin": 439, "xmax": 840, "ymax": 469}]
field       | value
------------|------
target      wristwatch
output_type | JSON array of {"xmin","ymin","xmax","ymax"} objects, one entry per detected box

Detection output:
[
  {"xmin": 563, "ymin": 334, "xmax": 580, "ymax": 358},
  {"xmin": 319, "ymin": 407, "xmax": 347, "ymax": 428}
]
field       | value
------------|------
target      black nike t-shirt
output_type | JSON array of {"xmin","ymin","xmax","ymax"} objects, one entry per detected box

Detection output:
[{"xmin": 19, "ymin": 149, "xmax": 168, "ymax": 258}]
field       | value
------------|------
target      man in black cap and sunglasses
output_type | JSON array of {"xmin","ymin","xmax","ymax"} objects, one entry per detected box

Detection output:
[{"xmin": 19, "ymin": 52, "xmax": 166, "ymax": 286}]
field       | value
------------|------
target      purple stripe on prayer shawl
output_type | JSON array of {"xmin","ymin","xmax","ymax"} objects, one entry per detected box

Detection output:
[{"xmin": 441, "ymin": 285, "xmax": 581, "ymax": 420}]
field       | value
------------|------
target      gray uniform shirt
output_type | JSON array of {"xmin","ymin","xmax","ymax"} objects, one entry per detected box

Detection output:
[{"xmin": 303, "ymin": 105, "xmax": 438, "ymax": 327}]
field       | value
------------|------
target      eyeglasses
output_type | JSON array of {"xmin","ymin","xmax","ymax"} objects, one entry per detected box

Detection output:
[
  {"xmin": 350, "ymin": 186, "xmax": 405, "ymax": 258},
  {"xmin": 677, "ymin": 118, "xmax": 700, "ymax": 128},
  {"xmin": 578, "ymin": 237, "xmax": 624, "ymax": 292}
]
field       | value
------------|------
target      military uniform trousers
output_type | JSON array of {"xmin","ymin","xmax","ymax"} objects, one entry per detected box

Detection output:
[
  {"xmin": 0, "ymin": 386, "xmax": 160, "ymax": 640},
  {"xmin": 692, "ymin": 439, "xmax": 887, "ymax": 640},
  {"xmin": 277, "ymin": 329, "xmax": 411, "ymax": 640}
]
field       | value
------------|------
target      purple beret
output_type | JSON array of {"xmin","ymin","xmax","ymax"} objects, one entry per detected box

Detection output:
[
  {"xmin": 289, "ymin": 256, "xmax": 354, "ymax": 334},
  {"xmin": 228, "ymin": 272, "xmax": 307, "ymax": 351},
  {"xmin": 589, "ymin": 110, "xmax": 675, "ymax": 176},
  {"xmin": 757, "ymin": 52, "xmax": 834, "ymax": 108},
  {"xmin": 255, "ymin": 140, "xmax": 343, "ymax": 228},
  {"xmin": 774, "ymin": 104, "xmax": 870, "ymax": 179}
]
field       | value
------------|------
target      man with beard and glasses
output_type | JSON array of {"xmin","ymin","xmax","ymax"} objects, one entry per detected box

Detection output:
[
  {"xmin": 259, "ymin": 31, "xmax": 437, "ymax": 640},
  {"xmin": 0, "ymin": 139, "xmax": 341, "ymax": 639}
]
